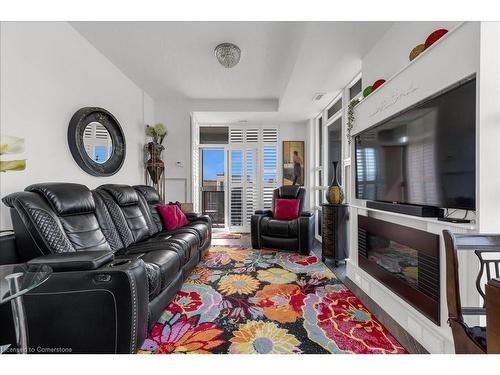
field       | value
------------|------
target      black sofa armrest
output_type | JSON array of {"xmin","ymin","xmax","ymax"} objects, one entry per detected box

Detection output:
[
  {"xmin": 185, "ymin": 212, "xmax": 212, "ymax": 226},
  {"xmin": 0, "ymin": 231, "xmax": 20, "ymax": 265},
  {"xmin": 298, "ymin": 214, "xmax": 315, "ymax": 256},
  {"xmin": 251, "ymin": 210, "xmax": 273, "ymax": 249},
  {"xmin": 185, "ymin": 212, "xmax": 201, "ymax": 220},
  {"xmin": 22, "ymin": 258, "xmax": 149, "ymax": 353},
  {"xmin": 254, "ymin": 209, "xmax": 272, "ymax": 216},
  {"xmin": 27, "ymin": 250, "xmax": 114, "ymax": 272}
]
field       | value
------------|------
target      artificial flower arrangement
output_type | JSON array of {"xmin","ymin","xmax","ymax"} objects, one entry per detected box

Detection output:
[
  {"xmin": 144, "ymin": 123, "xmax": 168, "ymax": 184},
  {"xmin": 145, "ymin": 123, "xmax": 168, "ymax": 145},
  {"xmin": 0, "ymin": 134, "xmax": 26, "ymax": 172}
]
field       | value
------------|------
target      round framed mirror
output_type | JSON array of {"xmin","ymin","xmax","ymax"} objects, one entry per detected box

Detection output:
[
  {"xmin": 68, "ymin": 107, "xmax": 126, "ymax": 176},
  {"xmin": 82, "ymin": 122, "xmax": 113, "ymax": 164}
]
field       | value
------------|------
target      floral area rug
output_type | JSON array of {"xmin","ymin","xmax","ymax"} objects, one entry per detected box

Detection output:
[
  {"xmin": 212, "ymin": 232, "xmax": 242, "ymax": 240},
  {"xmin": 139, "ymin": 245, "xmax": 407, "ymax": 354}
]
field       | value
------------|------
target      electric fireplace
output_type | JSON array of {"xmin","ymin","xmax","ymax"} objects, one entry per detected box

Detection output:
[{"xmin": 358, "ymin": 215, "xmax": 440, "ymax": 325}]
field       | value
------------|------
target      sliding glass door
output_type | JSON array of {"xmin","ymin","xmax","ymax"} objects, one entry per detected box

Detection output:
[
  {"xmin": 195, "ymin": 125, "xmax": 279, "ymax": 232},
  {"xmin": 201, "ymin": 148, "xmax": 226, "ymax": 227}
]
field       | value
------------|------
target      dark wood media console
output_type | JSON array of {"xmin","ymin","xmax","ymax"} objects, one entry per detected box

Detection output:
[{"xmin": 358, "ymin": 215, "xmax": 441, "ymax": 325}]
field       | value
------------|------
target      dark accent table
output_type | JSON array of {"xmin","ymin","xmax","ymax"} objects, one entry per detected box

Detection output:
[{"xmin": 321, "ymin": 204, "xmax": 348, "ymax": 265}]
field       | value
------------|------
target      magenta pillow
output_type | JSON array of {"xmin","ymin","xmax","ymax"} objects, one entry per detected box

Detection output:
[
  {"xmin": 157, "ymin": 204, "xmax": 190, "ymax": 230},
  {"xmin": 274, "ymin": 198, "xmax": 300, "ymax": 220}
]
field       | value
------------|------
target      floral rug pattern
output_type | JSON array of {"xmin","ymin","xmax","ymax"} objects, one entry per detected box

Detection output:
[{"xmin": 139, "ymin": 245, "xmax": 407, "ymax": 354}]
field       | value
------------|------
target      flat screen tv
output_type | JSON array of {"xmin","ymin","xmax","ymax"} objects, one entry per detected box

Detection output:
[{"xmin": 355, "ymin": 77, "xmax": 476, "ymax": 210}]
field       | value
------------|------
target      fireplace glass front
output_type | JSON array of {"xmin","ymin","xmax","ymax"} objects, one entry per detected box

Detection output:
[
  {"xmin": 358, "ymin": 215, "xmax": 440, "ymax": 324},
  {"xmin": 367, "ymin": 236, "xmax": 418, "ymax": 288}
]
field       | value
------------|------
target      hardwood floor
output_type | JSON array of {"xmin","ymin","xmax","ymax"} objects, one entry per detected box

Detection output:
[{"xmin": 211, "ymin": 231, "xmax": 427, "ymax": 354}]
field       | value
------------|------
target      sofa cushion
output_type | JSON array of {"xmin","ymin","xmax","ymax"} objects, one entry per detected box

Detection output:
[
  {"xmin": 26, "ymin": 183, "xmax": 94, "ymax": 216},
  {"xmin": 133, "ymin": 185, "xmax": 161, "ymax": 204},
  {"xmin": 260, "ymin": 217, "xmax": 298, "ymax": 238},
  {"xmin": 117, "ymin": 249, "xmax": 181, "ymax": 294},
  {"xmin": 120, "ymin": 205, "xmax": 151, "ymax": 242},
  {"xmin": 167, "ymin": 232, "xmax": 199, "ymax": 262},
  {"xmin": 274, "ymin": 198, "xmax": 300, "ymax": 220},
  {"xmin": 141, "ymin": 250, "xmax": 181, "ymax": 289},
  {"xmin": 124, "ymin": 238, "xmax": 189, "ymax": 266},
  {"xmin": 21, "ymin": 184, "xmax": 112, "ymax": 254},
  {"xmin": 95, "ymin": 186, "xmax": 150, "ymax": 245},
  {"xmin": 133, "ymin": 185, "xmax": 163, "ymax": 233},
  {"xmin": 156, "ymin": 222, "xmax": 208, "ymax": 248},
  {"xmin": 157, "ymin": 204, "xmax": 189, "ymax": 230},
  {"xmin": 278, "ymin": 185, "xmax": 301, "ymax": 199},
  {"xmin": 58, "ymin": 214, "xmax": 112, "ymax": 252},
  {"xmin": 98, "ymin": 184, "xmax": 139, "ymax": 206},
  {"xmin": 92, "ymin": 191, "xmax": 126, "ymax": 251},
  {"xmin": 272, "ymin": 186, "xmax": 306, "ymax": 215}
]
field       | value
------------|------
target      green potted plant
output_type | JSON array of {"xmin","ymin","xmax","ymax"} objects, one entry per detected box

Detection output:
[{"xmin": 347, "ymin": 98, "xmax": 360, "ymax": 144}]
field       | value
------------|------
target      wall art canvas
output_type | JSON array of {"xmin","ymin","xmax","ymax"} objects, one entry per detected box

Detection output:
[{"xmin": 283, "ymin": 141, "xmax": 305, "ymax": 186}]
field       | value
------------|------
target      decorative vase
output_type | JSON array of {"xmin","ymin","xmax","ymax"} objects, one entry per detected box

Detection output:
[
  {"xmin": 146, "ymin": 142, "xmax": 165, "ymax": 184},
  {"xmin": 326, "ymin": 161, "xmax": 344, "ymax": 204}
]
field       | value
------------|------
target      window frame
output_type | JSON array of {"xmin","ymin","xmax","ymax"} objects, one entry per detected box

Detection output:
[{"xmin": 310, "ymin": 72, "xmax": 363, "ymax": 242}]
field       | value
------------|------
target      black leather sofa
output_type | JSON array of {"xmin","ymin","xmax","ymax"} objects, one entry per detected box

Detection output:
[
  {"xmin": 1, "ymin": 183, "xmax": 211, "ymax": 353},
  {"xmin": 251, "ymin": 186, "xmax": 314, "ymax": 255}
]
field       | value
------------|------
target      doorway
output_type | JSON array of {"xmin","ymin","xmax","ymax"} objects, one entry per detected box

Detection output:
[
  {"xmin": 194, "ymin": 125, "xmax": 279, "ymax": 233},
  {"xmin": 201, "ymin": 148, "xmax": 226, "ymax": 228}
]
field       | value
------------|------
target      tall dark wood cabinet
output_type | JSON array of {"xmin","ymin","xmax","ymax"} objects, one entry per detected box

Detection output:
[{"xmin": 321, "ymin": 204, "xmax": 348, "ymax": 265}]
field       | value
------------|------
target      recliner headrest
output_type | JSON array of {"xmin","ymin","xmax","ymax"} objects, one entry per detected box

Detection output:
[
  {"xmin": 98, "ymin": 184, "xmax": 138, "ymax": 206},
  {"xmin": 133, "ymin": 185, "xmax": 161, "ymax": 204},
  {"xmin": 278, "ymin": 185, "xmax": 302, "ymax": 199},
  {"xmin": 25, "ymin": 183, "xmax": 95, "ymax": 216}
]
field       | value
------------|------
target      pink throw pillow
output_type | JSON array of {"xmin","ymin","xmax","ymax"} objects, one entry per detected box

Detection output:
[
  {"xmin": 274, "ymin": 198, "xmax": 300, "ymax": 220},
  {"xmin": 157, "ymin": 204, "xmax": 190, "ymax": 230}
]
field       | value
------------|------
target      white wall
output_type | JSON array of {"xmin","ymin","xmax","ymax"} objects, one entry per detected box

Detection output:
[
  {"xmin": 0, "ymin": 22, "xmax": 154, "ymax": 229},
  {"xmin": 155, "ymin": 98, "xmax": 309, "ymax": 206},
  {"xmin": 477, "ymin": 22, "xmax": 500, "ymax": 232},
  {"xmin": 362, "ymin": 21, "xmax": 460, "ymax": 87},
  {"xmin": 154, "ymin": 99, "xmax": 192, "ymax": 203}
]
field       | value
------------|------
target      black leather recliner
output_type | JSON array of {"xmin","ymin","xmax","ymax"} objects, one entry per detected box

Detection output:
[
  {"xmin": 1, "ymin": 183, "xmax": 211, "ymax": 353},
  {"xmin": 251, "ymin": 186, "xmax": 314, "ymax": 255}
]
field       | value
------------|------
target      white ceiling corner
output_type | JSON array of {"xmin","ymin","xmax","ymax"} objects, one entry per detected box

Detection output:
[{"xmin": 70, "ymin": 21, "xmax": 393, "ymax": 122}]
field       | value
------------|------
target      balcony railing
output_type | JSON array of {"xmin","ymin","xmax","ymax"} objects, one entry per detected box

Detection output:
[{"xmin": 202, "ymin": 190, "xmax": 225, "ymax": 225}]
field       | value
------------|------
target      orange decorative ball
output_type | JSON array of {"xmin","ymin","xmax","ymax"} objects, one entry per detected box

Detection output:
[
  {"xmin": 424, "ymin": 29, "xmax": 448, "ymax": 49},
  {"xmin": 372, "ymin": 79, "xmax": 386, "ymax": 90},
  {"xmin": 409, "ymin": 44, "xmax": 425, "ymax": 61}
]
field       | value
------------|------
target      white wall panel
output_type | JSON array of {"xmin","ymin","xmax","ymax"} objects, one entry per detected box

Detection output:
[{"xmin": 0, "ymin": 22, "xmax": 154, "ymax": 229}]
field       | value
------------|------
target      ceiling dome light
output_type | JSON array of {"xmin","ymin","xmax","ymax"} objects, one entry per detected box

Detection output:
[{"xmin": 214, "ymin": 43, "xmax": 241, "ymax": 68}]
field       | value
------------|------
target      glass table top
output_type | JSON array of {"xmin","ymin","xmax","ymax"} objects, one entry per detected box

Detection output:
[{"xmin": 0, "ymin": 264, "xmax": 52, "ymax": 304}]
